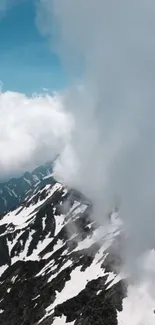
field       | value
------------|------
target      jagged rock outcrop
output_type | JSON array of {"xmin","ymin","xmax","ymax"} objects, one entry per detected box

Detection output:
[
  {"xmin": 0, "ymin": 179, "xmax": 127, "ymax": 325},
  {"xmin": 0, "ymin": 161, "xmax": 54, "ymax": 214}
]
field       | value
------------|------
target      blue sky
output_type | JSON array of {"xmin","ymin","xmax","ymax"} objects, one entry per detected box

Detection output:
[{"xmin": 0, "ymin": 0, "xmax": 68, "ymax": 94}]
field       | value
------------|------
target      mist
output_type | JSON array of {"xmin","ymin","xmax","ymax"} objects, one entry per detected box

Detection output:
[
  {"xmin": 37, "ymin": 0, "xmax": 155, "ymax": 275},
  {"xmin": 0, "ymin": 90, "xmax": 73, "ymax": 180}
]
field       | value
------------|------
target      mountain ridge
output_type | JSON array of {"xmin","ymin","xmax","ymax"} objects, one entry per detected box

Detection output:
[
  {"xmin": 0, "ymin": 178, "xmax": 128, "ymax": 325},
  {"xmin": 0, "ymin": 161, "xmax": 54, "ymax": 214},
  {"xmin": 0, "ymin": 176, "xmax": 154, "ymax": 324}
]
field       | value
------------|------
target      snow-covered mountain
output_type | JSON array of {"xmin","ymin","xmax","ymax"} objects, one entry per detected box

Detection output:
[
  {"xmin": 0, "ymin": 161, "xmax": 54, "ymax": 214},
  {"xmin": 0, "ymin": 177, "xmax": 154, "ymax": 325}
]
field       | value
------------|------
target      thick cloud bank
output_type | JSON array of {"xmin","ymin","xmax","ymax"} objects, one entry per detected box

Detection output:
[
  {"xmin": 0, "ymin": 90, "xmax": 73, "ymax": 179},
  {"xmin": 37, "ymin": 0, "xmax": 155, "ymax": 269}
]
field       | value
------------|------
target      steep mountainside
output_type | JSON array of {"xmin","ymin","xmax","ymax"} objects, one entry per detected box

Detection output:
[
  {"xmin": 0, "ymin": 161, "xmax": 54, "ymax": 214},
  {"xmin": 0, "ymin": 178, "xmax": 154, "ymax": 325}
]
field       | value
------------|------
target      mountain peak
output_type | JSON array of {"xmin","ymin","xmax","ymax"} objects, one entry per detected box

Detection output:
[
  {"xmin": 0, "ymin": 161, "xmax": 53, "ymax": 214},
  {"xmin": 0, "ymin": 178, "xmax": 126, "ymax": 325}
]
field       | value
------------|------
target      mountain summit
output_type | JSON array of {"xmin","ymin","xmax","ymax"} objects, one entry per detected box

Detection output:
[
  {"xmin": 0, "ymin": 175, "xmax": 128, "ymax": 325},
  {"xmin": 0, "ymin": 175, "xmax": 154, "ymax": 324}
]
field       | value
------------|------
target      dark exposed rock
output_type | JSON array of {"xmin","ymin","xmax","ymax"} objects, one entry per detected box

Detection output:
[{"xmin": 0, "ymin": 180, "xmax": 126, "ymax": 325}]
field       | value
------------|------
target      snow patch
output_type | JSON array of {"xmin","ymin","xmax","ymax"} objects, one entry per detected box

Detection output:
[{"xmin": 52, "ymin": 315, "xmax": 74, "ymax": 325}]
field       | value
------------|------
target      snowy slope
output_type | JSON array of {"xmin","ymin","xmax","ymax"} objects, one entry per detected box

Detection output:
[{"xmin": 0, "ymin": 179, "xmax": 153, "ymax": 325}]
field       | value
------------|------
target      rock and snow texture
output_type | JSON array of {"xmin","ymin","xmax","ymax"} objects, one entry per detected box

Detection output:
[
  {"xmin": 0, "ymin": 161, "xmax": 54, "ymax": 214},
  {"xmin": 0, "ymin": 179, "xmax": 153, "ymax": 325}
]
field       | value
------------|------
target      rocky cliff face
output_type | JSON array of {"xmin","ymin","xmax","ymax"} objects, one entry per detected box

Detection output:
[
  {"xmin": 0, "ymin": 177, "xmax": 128, "ymax": 325},
  {"xmin": 0, "ymin": 161, "xmax": 54, "ymax": 214}
]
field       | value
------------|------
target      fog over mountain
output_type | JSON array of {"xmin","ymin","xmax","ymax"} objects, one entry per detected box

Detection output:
[
  {"xmin": 0, "ymin": 1, "xmax": 155, "ymax": 324},
  {"xmin": 37, "ymin": 0, "xmax": 155, "ymax": 276}
]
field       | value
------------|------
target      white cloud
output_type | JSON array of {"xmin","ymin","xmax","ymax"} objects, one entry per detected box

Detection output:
[
  {"xmin": 37, "ymin": 0, "xmax": 155, "ymax": 272},
  {"xmin": 0, "ymin": 90, "xmax": 73, "ymax": 179}
]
